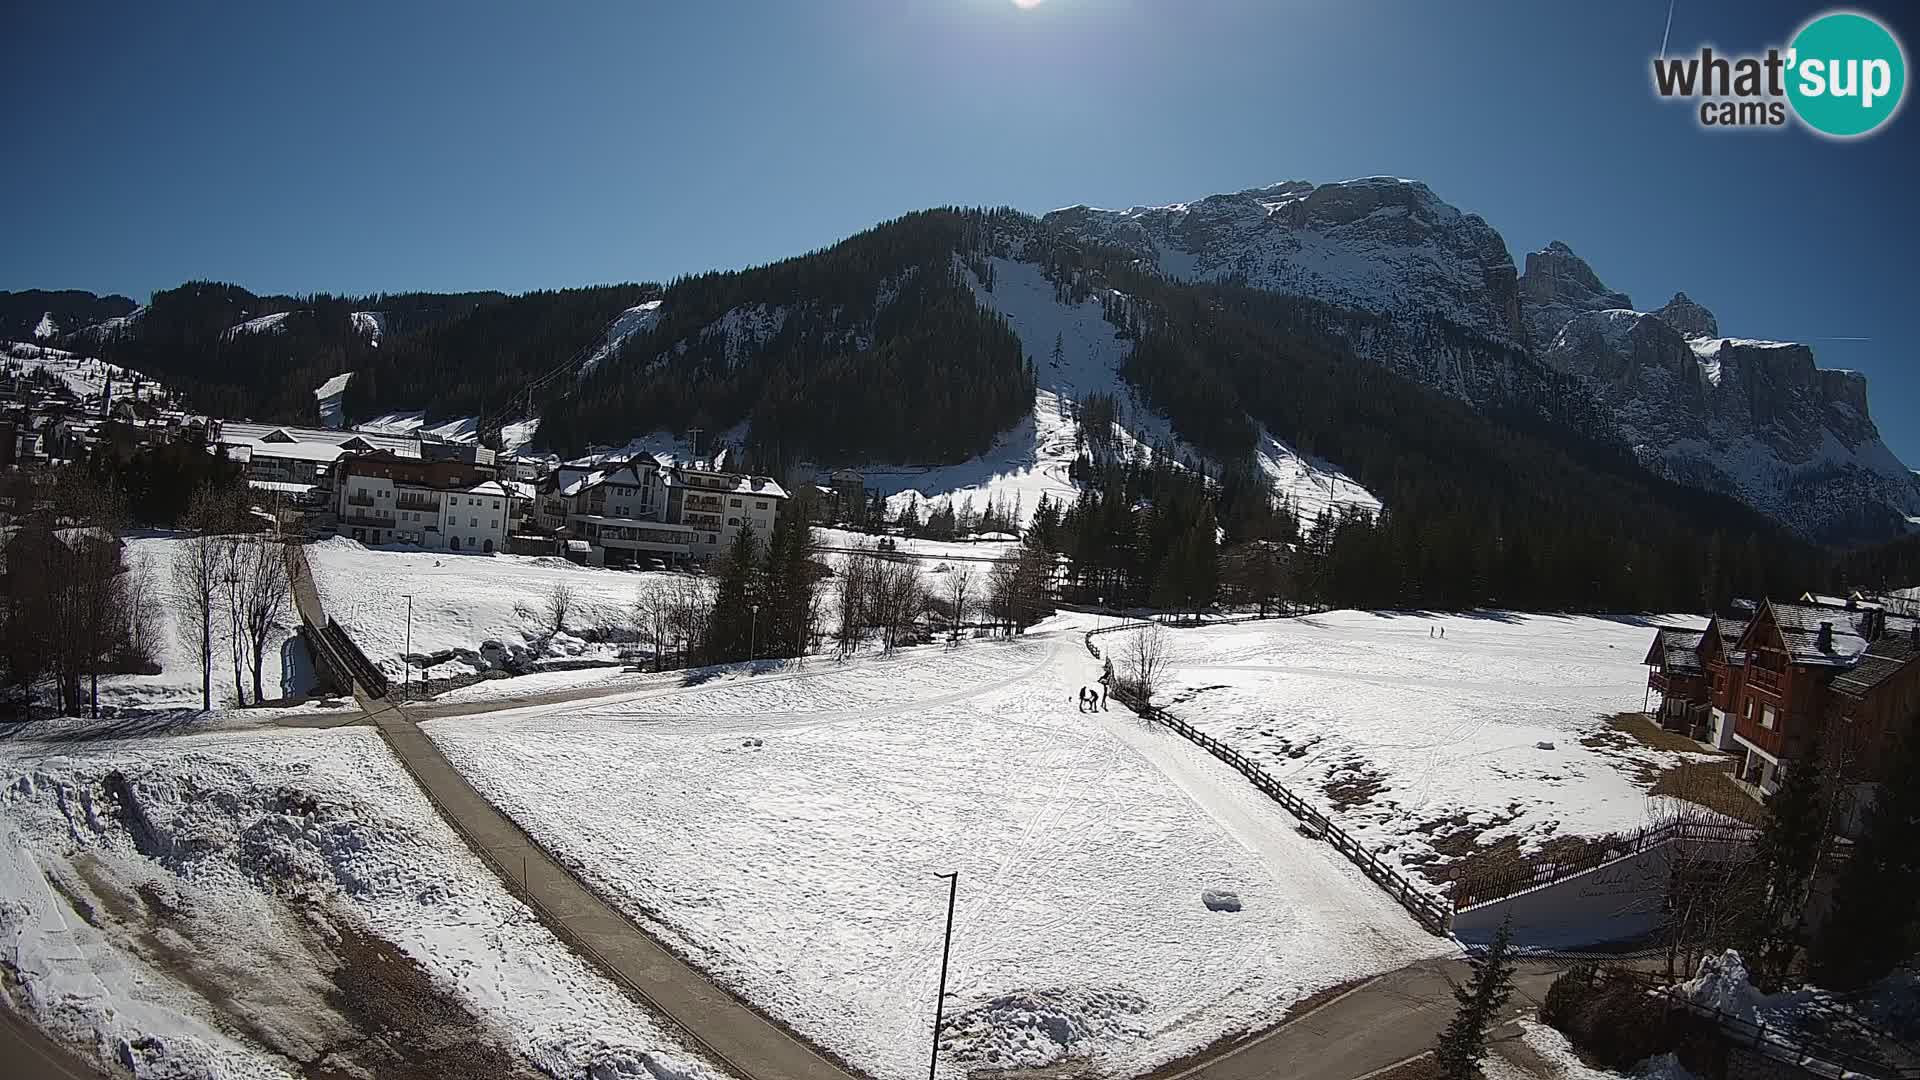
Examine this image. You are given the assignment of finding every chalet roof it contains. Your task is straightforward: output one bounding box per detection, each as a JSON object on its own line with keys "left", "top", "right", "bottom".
{"left": 1648, "top": 628, "right": 1705, "bottom": 675}
{"left": 1762, "top": 601, "right": 1879, "bottom": 667}
{"left": 1707, "top": 610, "right": 1752, "bottom": 665}
{"left": 1831, "top": 635, "right": 1920, "bottom": 698}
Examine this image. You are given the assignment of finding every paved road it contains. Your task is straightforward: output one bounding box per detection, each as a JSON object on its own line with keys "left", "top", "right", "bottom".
{"left": 0, "top": 1006, "right": 111, "bottom": 1080}
{"left": 1167, "top": 957, "right": 1559, "bottom": 1080}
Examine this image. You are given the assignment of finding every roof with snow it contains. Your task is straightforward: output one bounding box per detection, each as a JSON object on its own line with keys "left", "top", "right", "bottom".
{"left": 1831, "top": 634, "right": 1920, "bottom": 698}
{"left": 1644, "top": 628, "right": 1705, "bottom": 675}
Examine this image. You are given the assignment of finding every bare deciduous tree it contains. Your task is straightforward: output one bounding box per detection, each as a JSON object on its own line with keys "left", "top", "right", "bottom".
{"left": 833, "top": 545, "right": 873, "bottom": 658}
{"left": 545, "top": 583, "right": 575, "bottom": 638}
{"left": 1121, "top": 622, "right": 1173, "bottom": 706}
{"left": 945, "top": 566, "right": 975, "bottom": 645}
{"left": 231, "top": 534, "right": 292, "bottom": 704}
{"left": 173, "top": 483, "right": 240, "bottom": 711}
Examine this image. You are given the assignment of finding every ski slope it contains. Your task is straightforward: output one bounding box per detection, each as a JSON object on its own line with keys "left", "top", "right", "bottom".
{"left": 4, "top": 342, "right": 168, "bottom": 405}
{"left": 1148, "top": 610, "right": 1718, "bottom": 888}
{"left": 426, "top": 633, "right": 1447, "bottom": 1079}
{"left": 0, "top": 727, "right": 720, "bottom": 1080}
{"left": 863, "top": 256, "right": 1379, "bottom": 525}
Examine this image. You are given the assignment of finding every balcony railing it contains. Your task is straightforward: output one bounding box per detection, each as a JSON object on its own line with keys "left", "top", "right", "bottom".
{"left": 1748, "top": 666, "right": 1783, "bottom": 695}
{"left": 1735, "top": 715, "right": 1787, "bottom": 757}
{"left": 396, "top": 496, "right": 439, "bottom": 511}
{"left": 346, "top": 494, "right": 375, "bottom": 507}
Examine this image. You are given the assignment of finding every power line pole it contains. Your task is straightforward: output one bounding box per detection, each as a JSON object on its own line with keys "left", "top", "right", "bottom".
{"left": 929, "top": 871, "right": 958, "bottom": 1080}
{"left": 401, "top": 594, "right": 413, "bottom": 702}
{"left": 687, "top": 426, "right": 704, "bottom": 464}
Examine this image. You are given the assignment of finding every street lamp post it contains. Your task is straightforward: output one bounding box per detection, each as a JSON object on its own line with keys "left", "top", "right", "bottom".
{"left": 929, "top": 871, "right": 958, "bottom": 1080}
{"left": 750, "top": 602, "right": 760, "bottom": 662}
{"left": 401, "top": 594, "right": 414, "bottom": 701}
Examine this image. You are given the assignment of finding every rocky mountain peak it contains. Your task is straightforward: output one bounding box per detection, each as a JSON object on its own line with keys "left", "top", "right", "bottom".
{"left": 1042, "top": 176, "right": 1521, "bottom": 343}
{"left": 1517, "top": 241, "right": 1632, "bottom": 348}
{"left": 1653, "top": 292, "right": 1719, "bottom": 339}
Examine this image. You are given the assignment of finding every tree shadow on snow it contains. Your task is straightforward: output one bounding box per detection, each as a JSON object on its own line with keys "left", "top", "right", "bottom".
{"left": 0, "top": 709, "right": 219, "bottom": 744}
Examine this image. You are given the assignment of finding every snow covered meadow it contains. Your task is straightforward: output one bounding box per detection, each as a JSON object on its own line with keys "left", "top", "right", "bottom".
{"left": 307, "top": 538, "right": 679, "bottom": 683}
{"left": 424, "top": 635, "right": 1448, "bottom": 1080}
{"left": 1145, "top": 610, "right": 1718, "bottom": 889}
{"left": 0, "top": 727, "right": 719, "bottom": 1080}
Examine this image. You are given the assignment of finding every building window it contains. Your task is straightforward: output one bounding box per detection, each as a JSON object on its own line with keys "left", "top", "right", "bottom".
{"left": 757, "top": 501, "right": 768, "bottom": 510}
{"left": 729, "top": 498, "right": 742, "bottom": 507}
{"left": 490, "top": 519, "right": 498, "bottom": 529}
{"left": 1761, "top": 705, "right": 1776, "bottom": 730}
{"left": 727, "top": 517, "right": 740, "bottom": 527}
{"left": 492, "top": 499, "right": 500, "bottom": 510}
{"left": 1745, "top": 699, "right": 1754, "bottom": 719}
{"left": 470, "top": 517, "right": 479, "bottom": 527}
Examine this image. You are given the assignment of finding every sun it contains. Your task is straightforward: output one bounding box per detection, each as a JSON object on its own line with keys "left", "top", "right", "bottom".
{"left": 1012, "top": 0, "right": 1045, "bottom": 8}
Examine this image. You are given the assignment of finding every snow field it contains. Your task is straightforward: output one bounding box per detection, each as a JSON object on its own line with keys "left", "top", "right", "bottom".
{"left": 426, "top": 634, "right": 1447, "bottom": 1079}
{"left": 1147, "top": 611, "right": 1717, "bottom": 887}
{"left": 0, "top": 728, "right": 721, "bottom": 1080}
{"left": 306, "top": 538, "right": 684, "bottom": 681}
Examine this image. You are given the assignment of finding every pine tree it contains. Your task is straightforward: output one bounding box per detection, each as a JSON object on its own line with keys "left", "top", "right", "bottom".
{"left": 1811, "top": 734, "right": 1920, "bottom": 989}
{"left": 706, "top": 524, "right": 760, "bottom": 662}
{"left": 1743, "top": 736, "right": 1828, "bottom": 987}
{"left": 1434, "top": 918, "right": 1517, "bottom": 1079}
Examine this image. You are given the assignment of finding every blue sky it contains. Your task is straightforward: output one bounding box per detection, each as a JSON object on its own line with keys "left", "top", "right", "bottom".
{"left": 4, "top": 1, "right": 1916, "bottom": 464}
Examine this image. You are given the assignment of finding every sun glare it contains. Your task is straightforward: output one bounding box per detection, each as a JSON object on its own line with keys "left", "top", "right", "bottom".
{"left": 1012, "top": 0, "right": 1045, "bottom": 9}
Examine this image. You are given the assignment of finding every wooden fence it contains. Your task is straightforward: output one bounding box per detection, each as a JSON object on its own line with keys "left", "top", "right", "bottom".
{"left": 1084, "top": 618, "right": 1452, "bottom": 935}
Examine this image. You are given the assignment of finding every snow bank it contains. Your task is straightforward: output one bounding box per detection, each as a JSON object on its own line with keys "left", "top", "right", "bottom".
{"left": 0, "top": 728, "right": 720, "bottom": 1080}
{"left": 1679, "top": 950, "right": 1772, "bottom": 1023}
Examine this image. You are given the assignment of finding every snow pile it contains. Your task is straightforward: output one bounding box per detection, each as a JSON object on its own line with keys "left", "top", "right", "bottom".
{"left": 941, "top": 987, "right": 1151, "bottom": 1070}
{"left": 426, "top": 636, "right": 1446, "bottom": 1079}
{"left": 1679, "top": 950, "right": 1772, "bottom": 1024}
{"left": 32, "top": 312, "right": 57, "bottom": 339}
{"left": 1481, "top": 1020, "right": 1702, "bottom": 1080}
{"left": 0, "top": 728, "right": 720, "bottom": 1080}
{"left": 1156, "top": 611, "right": 1718, "bottom": 884}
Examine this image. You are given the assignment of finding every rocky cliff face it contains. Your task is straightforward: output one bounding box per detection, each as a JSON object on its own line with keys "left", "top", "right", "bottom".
{"left": 1540, "top": 287, "right": 1918, "bottom": 543}
{"left": 1050, "top": 177, "right": 1917, "bottom": 543}
{"left": 1046, "top": 177, "right": 1522, "bottom": 343}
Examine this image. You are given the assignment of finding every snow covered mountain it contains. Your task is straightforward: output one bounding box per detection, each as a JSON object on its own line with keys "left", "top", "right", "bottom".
{"left": 1049, "top": 178, "right": 1917, "bottom": 543}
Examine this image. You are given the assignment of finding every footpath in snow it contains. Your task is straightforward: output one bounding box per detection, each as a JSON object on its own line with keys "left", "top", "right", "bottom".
{"left": 425, "top": 632, "right": 1448, "bottom": 1080}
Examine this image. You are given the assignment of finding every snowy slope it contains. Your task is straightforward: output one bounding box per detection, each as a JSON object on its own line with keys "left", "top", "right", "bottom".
{"left": 1153, "top": 611, "right": 1716, "bottom": 890}
{"left": 427, "top": 636, "right": 1448, "bottom": 1079}
{"left": 577, "top": 299, "right": 664, "bottom": 377}
{"left": 31, "top": 312, "right": 57, "bottom": 339}
{"left": 220, "top": 311, "right": 292, "bottom": 339}
{"left": 867, "top": 255, "right": 1379, "bottom": 525}
{"left": 4, "top": 341, "right": 168, "bottom": 406}
{"left": 0, "top": 727, "right": 721, "bottom": 1080}
{"left": 349, "top": 310, "right": 383, "bottom": 346}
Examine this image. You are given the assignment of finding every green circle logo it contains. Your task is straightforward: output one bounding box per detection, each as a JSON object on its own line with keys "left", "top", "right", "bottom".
{"left": 1787, "top": 11, "right": 1907, "bottom": 137}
